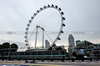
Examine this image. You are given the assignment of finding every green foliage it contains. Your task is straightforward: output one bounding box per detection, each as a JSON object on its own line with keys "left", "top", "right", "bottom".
{"left": 11, "top": 43, "right": 18, "bottom": 52}
{"left": 66, "top": 52, "right": 69, "bottom": 57}
{"left": 0, "top": 44, "right": 2, "bottom": 54}
{"left": 2, "top": 42, "right": 10, "bottom": 49}
{"left": 0, "top": 42, "right": 18, "bottom": 55}
{"left": 52, "top": 44, "right": 56, "bottom": 47}
{"left": 48, "top": 44, "right": 68, "bottom": 57}
{"left": 56, "top": 47, "right": 63, "bottom": 50}
{"left": 2, "top": 42, "right": 10, "bottom": 52}
{"left": 48, "top": 44, "right": 63, "bottom": 51}
{"left": 72, "top": 51, "right": 76, "bottom": 56}
{"left": 0, "top": 44, "right": 2, "bottom": 49}
{"left": 48, "top": 47, "right": 52, "bottom": 50}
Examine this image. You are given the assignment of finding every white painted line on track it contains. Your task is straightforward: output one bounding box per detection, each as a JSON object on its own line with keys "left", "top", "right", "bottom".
{"left": 1, "top": 60, "right": 100, "bottom": 64}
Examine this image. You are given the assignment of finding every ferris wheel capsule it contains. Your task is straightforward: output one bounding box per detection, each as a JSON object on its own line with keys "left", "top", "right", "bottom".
{"left": 27, "top": 24, "right": 30, "bottom": 26}
{"left": 31, "top": 16, "right": 34, "bottom": 19}
{"left": 24, "top": 36, "right": 27, "bottom": 38}
{"left": 37, "top": 10, "right": 39, "bottom": 13}
{"left": 34, "top": 13, "right": 36, "bottom": 16}
{"left": 26, "top": 28, "right": 28, "bottom": 30}
{"left": 29, "top": 20, "right": 32, "bottom": 22}
{"left": 55, "top": 5, "right": 58, "bottom": 8}
{"left": 57, "top": 37, "right": 61, "bottom": 40}
{"left": 48, "top": 5, "right": 50, "bottom": 7}
{"left": 40, "top": 8, "right": 43, "bottom": 10}
{"left": 51, "top": 4, "right": 54, "bottom": 7}
{"left": 62, "top": 17, "right": 65, "bottom": 20}
{"left": 61, "top": 12, "right": 64, "bottom": 15}
{"left": 44, "top": 6, "right": 46, "bottom": 8}
{"left": 61, "top": 31, "right": 64, "bottom": 33}
{"left": 25, "top": 40, "right": 28, "bottom": 42}
{"left": 58, "top": 8, "right": 61, "bottom": 11}
{"left": 26, "top": 44, "right": 28, "bottom": 46}
{"left": 62, "top": 23, "right": 66, "bottom": 27}
{"left": 25, "top": 32, "right": 28, "bottom": 34}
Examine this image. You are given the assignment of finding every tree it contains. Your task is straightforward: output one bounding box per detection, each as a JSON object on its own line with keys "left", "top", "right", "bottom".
{"left": 66, "top": 52, "right": 69, "bottom": 57}
{"left": 0, "top": 44, "right": 2, "bottom": 54}
{"left": 72, "top": 51, "right": 76, "bottom": 56}
{"left": 2, "top": 42, "right": 10, "bottom": 52}
{"left": 2, "top": 42, "right": 10, "bottom": 49}
{"left": 48, "top": 44, "right": 63, "bottom": 51}
{"left": 52, "top": 44, "right": 56, "bottom": 47}
{"left": 48, "top": 44, "right": 57, "bottom": 51}
{"left": 0, "top": 44, "right": 2, "bottom": 49}
{"left": 48, "top": 47, "right": 52, "bottom": 50}
{"left": 11, "top": 43, "right": 18, "bottom": 52}
{"left": 0, "top": 42, "right": 18, "bottom": 56}
{"left": 56, "top": 47, "right": 63, "bottom": 50}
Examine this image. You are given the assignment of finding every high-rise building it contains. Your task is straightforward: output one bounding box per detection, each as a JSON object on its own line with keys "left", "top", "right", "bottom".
{"left": 68, "top": 34, "right": 75, "bottom": 56}
{"left": 45, "top": 40, "right": 50, "bottom": 49}
{"left": 68, "top": 34, "right": 75, "bottom": 48}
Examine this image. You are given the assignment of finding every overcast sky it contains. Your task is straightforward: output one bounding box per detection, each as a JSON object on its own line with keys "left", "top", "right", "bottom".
{"left": 0, "top": 0, "right": 100, "bottom": 48}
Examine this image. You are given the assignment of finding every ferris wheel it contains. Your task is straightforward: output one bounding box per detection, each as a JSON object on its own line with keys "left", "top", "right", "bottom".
{"left": 24, "top": 4, "right": 66, "bottom": 49}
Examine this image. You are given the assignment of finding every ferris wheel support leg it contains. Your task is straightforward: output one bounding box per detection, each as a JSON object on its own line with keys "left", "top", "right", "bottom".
{"left": 35, "top": 26, "right": 38, "bottom": 49}
{"left": 42, "top": 29, "right": 44, "bottom": 49}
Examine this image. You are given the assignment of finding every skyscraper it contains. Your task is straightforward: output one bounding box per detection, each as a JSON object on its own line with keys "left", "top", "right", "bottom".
{"left": 68, "top": 34, "right": 75, "bottom": 48}
{"left": 68, "top": 34, "right": 75, "bottom": 56}
{"left": 45, "top": 40, "right": 50, "bottom": 49}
